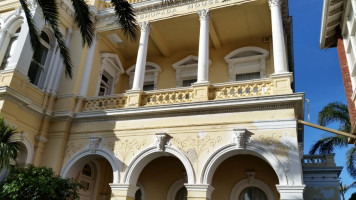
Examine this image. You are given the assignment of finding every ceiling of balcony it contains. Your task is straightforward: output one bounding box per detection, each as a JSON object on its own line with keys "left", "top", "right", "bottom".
{"left": 99, "top": 0, "right": 272, "bottom": 68}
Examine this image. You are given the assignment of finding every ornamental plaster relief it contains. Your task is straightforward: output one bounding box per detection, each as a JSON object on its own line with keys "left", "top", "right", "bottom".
{"left": 171, "top": 133, "right": 222, "bottom": 171}
{"left": 64, "top": 142, "right": 85, "bottom": 161}
{"left": 105, "top": 137, "right": 148, "bottom": 164}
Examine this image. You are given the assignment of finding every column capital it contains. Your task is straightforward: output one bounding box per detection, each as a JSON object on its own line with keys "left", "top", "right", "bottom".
{"left": 110, "top": 184, "right": 139, "bottom": 198}
{"left": 139, "top": 21, "right": 151, "bottom": 32}
{"left": 268, "top": 0, "right": 282, "bottom": 8}
{"left": 198, "top": 9, "right": 210, "bottom": 21}
{"left": 276, "top": 185, "right": 305, "bottom": 200}
{"left": 185, "top": 184, "right": 215, "bottom": 199}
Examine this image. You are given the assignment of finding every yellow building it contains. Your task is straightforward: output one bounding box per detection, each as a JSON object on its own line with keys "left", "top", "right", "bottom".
{"left": 0, "top": 0, "right": 342, "bottom": 199}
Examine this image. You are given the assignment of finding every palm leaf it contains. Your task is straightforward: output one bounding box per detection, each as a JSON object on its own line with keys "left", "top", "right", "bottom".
{"left": 317, "top": 102, "right": 351, "bottom": 132}
{"left": 0, "top": 117, "right": 21, "bottom": 170}
{"left": 309, "top": 135, "right": 348, "bottom": 154}
{"left": 18, "top": 0, "right": 40, "bottom": 55}
{"left": 111, "top": 0, "right": 138, "bottom": 41}
{"left": 71, "top": 0, "right": 94, "bottom": 46}
{"left": 37, "top": 0, "right": 73, "bottom": 78}
{"left": 346, "top": 148, "right": 356, "bottom": 179}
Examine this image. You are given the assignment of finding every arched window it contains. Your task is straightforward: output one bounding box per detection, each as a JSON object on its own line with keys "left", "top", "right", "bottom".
{"left": 78, "top": 163, "right": 96, "bottom": 199}
{"left": 225, "top": 47, "right": 269, "bottom": 82}
{"left": 239, "top": 187, "right": 267, "bottom": 200}
{"left": 0, "top": 27, "right": 21, "bottom": 70}
{"left": 27, "top": 31, "right": 52, "bottom": 86}
{"left": 127, "top": 62, "right": 161, "bottom": 91}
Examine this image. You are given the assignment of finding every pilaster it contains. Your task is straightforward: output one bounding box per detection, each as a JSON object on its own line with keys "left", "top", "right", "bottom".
{"left": 270, "top": 72, "right": 293, "bottom": 94}
{"left": 192, "top": 82, "right": 210, "bottom": 101}
{"left": 185, "top": 184, "right": 214, "bottom": 200}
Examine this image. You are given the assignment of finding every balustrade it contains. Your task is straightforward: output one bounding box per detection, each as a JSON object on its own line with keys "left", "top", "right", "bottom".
{"left": 142, "top": 88, "right": 194, "bottom": 106}
{"left": 83, "top": 94, "right": 127, "bottom": 111}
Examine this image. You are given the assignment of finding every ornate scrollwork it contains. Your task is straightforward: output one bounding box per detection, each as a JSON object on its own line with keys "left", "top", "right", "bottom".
{"left": 198, "top": 9, "right": 210, "bottom": 21}
{"left": 139, "top": 21, "right": 151, "bottom": 32}
{"left": 106, "top": 139, "right": 147, "bottom": 162}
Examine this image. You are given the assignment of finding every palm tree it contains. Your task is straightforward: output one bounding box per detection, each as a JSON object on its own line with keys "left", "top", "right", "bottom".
{"left": 309, "top": 102, "right": 356, "bottom": 179}
{"left": 339, "top": 180, "right": 356, "bottom": 200}
{"left": 19, "top": 0, "right": 138, "bottom": 78}
{"left": 0, "top": 117, "right": 21, "bottom": 171}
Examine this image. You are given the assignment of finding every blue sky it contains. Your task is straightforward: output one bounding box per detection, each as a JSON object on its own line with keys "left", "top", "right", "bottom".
{"left": 289, "top": 0, "right": 355, "bottom": 198}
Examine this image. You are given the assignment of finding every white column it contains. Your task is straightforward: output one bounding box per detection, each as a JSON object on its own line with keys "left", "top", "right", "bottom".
{"left": 276, "top": 185, "right": 305, "bottom": 200}
{"left": 197, "top": 9, "right": 210, "bottom": 83}
{"left": 79, "top": 34, "right": 98, "bottom": 97}
{"left": 269, "top": 0, "right": 288, "bottom": 74}
{"left": 131, "top": 21, "right": 150, "bottom": 91}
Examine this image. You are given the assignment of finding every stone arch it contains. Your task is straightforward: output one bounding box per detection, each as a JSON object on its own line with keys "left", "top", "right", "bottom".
{"left": 123, "top": 145, "right": 195, "bottom": 185}
{"left": 167, "top": 178, "right": 185, "bottom": 200}
{"left": 12, "top": 132, "right": 34, "bottom": 165}
{"left": 200, "top": 143, "right": 288, "bottom": 185}
{"left": 60, "top": 147, "right": 122, "bottom": 184}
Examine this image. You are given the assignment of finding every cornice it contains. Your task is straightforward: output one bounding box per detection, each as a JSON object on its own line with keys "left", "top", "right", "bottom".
{"left": 73, "top": 93, "right": 305, "bottom": 123}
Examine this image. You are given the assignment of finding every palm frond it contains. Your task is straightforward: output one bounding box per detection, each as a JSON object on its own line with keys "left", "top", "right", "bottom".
{"left": 37, "top": 0, "right": 73, "bottom": 78}
{"left": 346, "top": 147, "right": 356, "bottom": 179}
{"left": 317, "top": 102, "right": 351, "bottom": 132}
{"left": 308, "top": 135, "right": 348, "bottom": 154}
{"left": 19, "top": 0, "right": 40, "bottom": 53}
{"left": 0, "top": 117, "right": 20, "bottom": 170}
{"left": 111, "top": 0, "right": 138, "bottom": 41}
{"left": 71, "top": 0, "right": 94, "bottom": 47}
{"left": 345, "top": 181, "right": 356, "bottom": 191}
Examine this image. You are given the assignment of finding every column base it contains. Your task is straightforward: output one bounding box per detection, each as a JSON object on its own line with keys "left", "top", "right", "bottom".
{"left": 192, "top": 82, "right": 210, "bottom": 102}
{"left": 125, "top": 90, "right": 142, "bottom": 108}
{"left": 270, "top": 72, "right": 293, "bottom": 94}
{"left": 276, "top": 185, "right": 305, "bottom": 200}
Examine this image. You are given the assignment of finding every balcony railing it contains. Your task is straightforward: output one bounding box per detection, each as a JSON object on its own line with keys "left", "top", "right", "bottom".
{"left": 302, "top": 154, "right": 336, "bottom": 167}
{"left": 83, "top": 94, "right": 127, "bottom": 111}
{"left": 142, "top": 87, "right": 194, "bottom": 106}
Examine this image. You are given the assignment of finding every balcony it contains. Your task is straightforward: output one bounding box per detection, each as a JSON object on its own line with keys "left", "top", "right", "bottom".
{"left": 302, "top": 154, "right": 337, "bottom": 168}
{"left": 81, "top": 78, "right": 276, "bottom": 112}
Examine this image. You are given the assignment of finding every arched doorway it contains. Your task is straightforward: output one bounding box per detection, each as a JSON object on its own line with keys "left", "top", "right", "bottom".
{"left": 61, "top": 154, "right": 116, "bottom": 200}
{"left": 134, "top": 156, "right": 188, "bottom": 200}
{"left": 211, "top": 155, "right": 278, "bottom": 200}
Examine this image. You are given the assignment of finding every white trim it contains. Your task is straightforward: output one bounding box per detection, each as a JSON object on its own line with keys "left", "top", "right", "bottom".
{"left": 12, "top": 132, "right": 34, "bottom": 164}
{"left": 200, "top": 143, "right": 288, "bottom": 185}
{"left": 95, "top": 53, "right": 125, "bottom": 96}
{"left": 60, "top": 146, "right": 122, "bottom": 184}
{"left": 136, "top": 181, "right": 146, "bottom": 200}
{"left": 123, "top": 145, "right": 195, "bottom": 185}
{"left": 230, "top": 175, "right": 275, "bottom": 200}
{"left": 127, "top": 62, "right": 161, "bottom": 90}
{"left": 167, "top": 178, "right": 185, "bottom": 200}
{"left": 224, "top": 47, "right": 268, "bottom": 82}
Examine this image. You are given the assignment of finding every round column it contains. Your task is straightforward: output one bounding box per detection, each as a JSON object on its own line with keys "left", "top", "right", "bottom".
{"left": 132, "top": 21, "right": 150, "bottom": 91}
{"left": 197, "top": 9, "right": 210, "bottom": 83}
{"left": 269, "top": 0, "right": 288, "bottom": 74}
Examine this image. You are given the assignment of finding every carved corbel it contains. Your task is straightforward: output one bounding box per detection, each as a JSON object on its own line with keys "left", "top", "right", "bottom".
{"left": 232, "top": 129, "right": 253, "bottom": 148}
{"left": 155, "top": 132, "right": 170, "bottom": 151}
{"left": 89, "top": 137, "right": 103, "bottom": 153}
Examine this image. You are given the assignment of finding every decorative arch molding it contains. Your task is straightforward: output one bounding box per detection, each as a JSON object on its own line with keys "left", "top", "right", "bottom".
{"left": 60, "top": 144, "right": 122, "bottom": 184}
{"left": 127, "top": 62, "right": 161, "bottom": 90}
{"left": 12, "top": 132, "right": 34, "bottom": 164}
{"left": 224, "top": 46, "right": 269, "bottom": 82}
{"left": 123, "top": 145, "right": 195, "bottom": 185}
{"left": 200, "top": 143, "right": 288, "bottom": 185}
{"left": 136, "top": 181, "right": 146, "bottom": 200}
{"left": 230, "top": 172, "right": 275, "bottom": 200}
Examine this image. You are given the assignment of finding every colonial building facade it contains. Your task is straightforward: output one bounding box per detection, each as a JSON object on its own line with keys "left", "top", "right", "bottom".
{"left": 0, "top": 0, "right": 341, "bottom": 199}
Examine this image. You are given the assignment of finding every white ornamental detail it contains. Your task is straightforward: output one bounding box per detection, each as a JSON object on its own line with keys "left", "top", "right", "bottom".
{"left": 155, "top": 132, "right": 169, "bottom": 151}
{"left": 89, "top": 137, "right": 103, "bottom": 153}
{"left": 232, "top": 129, "right": 253, "bottom": 149}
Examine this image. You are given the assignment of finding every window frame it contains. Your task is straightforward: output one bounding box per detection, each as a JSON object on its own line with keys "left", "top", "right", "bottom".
{"left": 224, "top": 47, "right": 269, "bottom": 82}
{"left": 126, "top": 62, "right": 161, "bottom": 91}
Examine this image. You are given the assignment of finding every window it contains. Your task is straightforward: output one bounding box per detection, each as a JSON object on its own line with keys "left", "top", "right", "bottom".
{"left": 27, "top": 31, "right": 51, "bottom": 86}
{"left": 96, "top": 53, "right": 125, "bottom": 96}
{"left": 239, "top": 187, "right": 267, "bottom": 200}
{"left": 1, "top": 27, "right": 21, "bottom": 70}
{"left": 127, "top": 62, "right": 161, "bottom": 91}
{"left": 225, "top": 47, "right": 269, "bottom": 82}
{"left": 172, "top": 55, "right": 211, "bottom": 87}
{"left": 78, "top": 163, "right": 95, "bottom": 198}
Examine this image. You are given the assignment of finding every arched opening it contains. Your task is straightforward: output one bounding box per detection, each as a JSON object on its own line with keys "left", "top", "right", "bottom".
{"left": 135, "top": 156, "right": 188, "bottom": 200}
{"left": 62, "top": 155, "right": 114, "bottom": 200}
{"left": 211, "top": 155, "right": 278, "bottom": 200}
{"left": 0, "top": 26, "right": 21, "bottom": 70}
